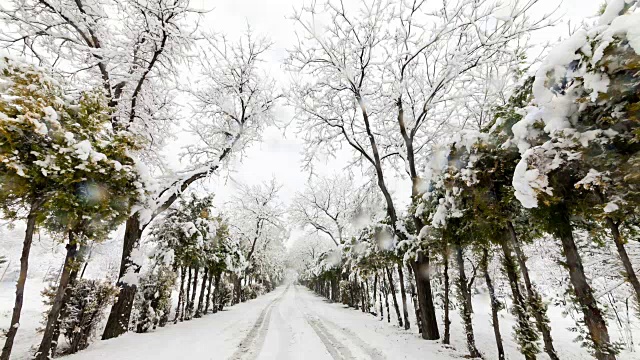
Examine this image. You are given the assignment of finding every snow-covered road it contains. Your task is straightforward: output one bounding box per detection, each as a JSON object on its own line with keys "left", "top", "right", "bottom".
{"left": 64, "top": 284, "right": 459, "bottom": 360}
{"left": 230, "top": 284, "right": 386, "bottom": 360}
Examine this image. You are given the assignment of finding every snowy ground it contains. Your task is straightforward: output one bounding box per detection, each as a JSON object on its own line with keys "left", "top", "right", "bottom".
{"left": 3, "top": 222, "right": 639, "bottom": 359}
{"left": 61, "top": 284, "right": 461, "bottom": 360}
{"left": 3, "top": 278, "right": 640, "bottom": 359}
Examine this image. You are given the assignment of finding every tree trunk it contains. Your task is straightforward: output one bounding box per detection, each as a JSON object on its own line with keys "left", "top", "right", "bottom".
{"left": 411, "top": 252, "right": 440, "bottom": 340}
{"left": 606, "top": 217, "right": 640, "bottom": 308}
{"left": 553, "top": 203, "right": 615, "bottom": 360}
{"left": 376, "top": 272, "right": 383, "bottom": 320}
{"left": 187, "top": 266, "right": 199, "bottom": 319}
{"left": 397, "top": 263, "right": 410, "bottom": 330}
{"left": 360, "top": 281, "right": 366, "bottom": 312}
{"left": 385, "top": 266, "right": 403, "bottom": 327}
{"left": 383, "top": 275, "right": 390, "bottom": 323}
{"left": 184, "top": 267, "right": 192, "bottom": 320}
{"left": 174, "top": 266, "right": 185, "bottom": 323}
{"left": 372, "top": 273, "right": 378, "bottom": 316}
{"left": 196, "top": 268, "right": 208, "bottom": 318}
{"left": 214, "top": 272, "right": 221, "bottom": 313}
{"left": 500, "top": 235, "right": 539, "bottom": 360}
{"left": 407, "top": 265, "right": 422, "bottom": 333}
{"left": 365, "top": 278, "right": 370, "bottom": 313}
{"left": 443, "top": 245, "right": 451, "bottom": 345}
{"left": 205, "top": 268, "right": 213, "bottom": 315}
{"left": 349, "top": 280, "right": 357, "bottom": 309}
{"left": 398, "top": 98, "right": 440, "bottom": 339}
{"left": 35, "top": 236, "right": 79, "bottom": 360}
{"left": 103, "top": 214, "right": 143, "bottom": 340}
{"left": 233, "top": 274, "right": 241, "bottom": 305}
{"left": 482, "top": 249, "right": 505, "bottom": 360}
{"left": 455, "top": 246, "right": 482, "bottom": 358}
{"left": 330, "top": 277, "right": 338, "bottom": 302}
{"left": 508, "top": 221, "right": 558, "bottom": 360}
{"left": 1, "top": 198, "right": 43, "bottom": 360}
{"left": 50, "top": 245, "right": 86, "bottom": 356}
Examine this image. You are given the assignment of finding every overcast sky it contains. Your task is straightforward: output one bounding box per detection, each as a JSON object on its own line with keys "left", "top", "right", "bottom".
{"left": 171, "top": 0, "right": 603, "bottom": 243}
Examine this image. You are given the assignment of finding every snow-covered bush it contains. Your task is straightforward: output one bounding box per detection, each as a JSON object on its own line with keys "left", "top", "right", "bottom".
{"left": 243, "top": 282, "right": 266, "bottom": 300}
{"left": 39, "top": 278, "right": 117, "bottom": 355}
{"left": 132, "top": 265, "right": 176, "bottom": 333}
{"left": 214, "top": 282, "right": 234, "bottom": 311}
{"left": 60, "top": 279, "right": 118, "bottom": 354}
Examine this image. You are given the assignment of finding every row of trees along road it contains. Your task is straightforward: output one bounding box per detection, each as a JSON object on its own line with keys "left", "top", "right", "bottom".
{"left": 0, "top": 51, "right": 286, "bottom": 358}
{"left": 291, "top": 1, "right": 640, "bottom": 360}
{"left": 0, "top": 0, "right": 283, "bottom": 358}
{"left": 0, "top": 0, "right": 639, "bottom": 360}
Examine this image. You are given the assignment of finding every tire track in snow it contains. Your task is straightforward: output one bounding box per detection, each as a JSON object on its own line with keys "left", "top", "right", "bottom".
{"left": 230, "top": 285, "right": 289, "bottom": 360}
{"left": 293, "top": 285, "right": 354, "bottom": 360}
{"left": 295, "top": 285, "right": 387, "bottom": 360}
{"left": 304, "top": 312, "right": 354, "bottom": 360}
{"left": 317, "top": 314, "right": 386, "bottom": 360}
{"left": 271, "top": 296, "right": 296, "bottom": 360}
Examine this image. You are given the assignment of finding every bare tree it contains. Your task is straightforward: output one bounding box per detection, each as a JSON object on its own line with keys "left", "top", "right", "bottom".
{"left": 0, "top": 0, "right": 199, "bottom": 353}
{"left": 286, "top": 0, "right": 553, "bottom": 340}
{"left": 227, "top": 178, "right": 286, "bottom": 302}
{"left": 290, "top": 174, "right": 371, "bottom": 246}
{"left": 102, "top": 29, "right": 280, "bottom": 339}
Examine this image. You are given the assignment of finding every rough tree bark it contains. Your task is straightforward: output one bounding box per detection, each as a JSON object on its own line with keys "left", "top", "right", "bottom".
{"left": 482, "top": 249, "right": 505, "bottom": 360}
{"left": 349, "top": 280, "right": 357, "bottom": 309}
{"left": 195, "top": 268, "right": 208, "bottom": 318}
{"left": 184, "top": 267, "right": 192, "bottom": 320}
{"left": 233, "top": 274, "right": 241, "bottom": 305}
{"left": 595, "top": 190, "right": 640, "bottom": 307}
{"left": 372, "top": 273, "right": 378, "bottom": 316}
{"left": 187, "top": 266, "right": 199, "bottom": 319}
{"left": 407, "top": 265, "right": 422, "bottom": 333}
{"left": 1, "top": 198, "right": 44, "bottom": 360}
{"left": 385, "top": 266, "right": 403, "bottom": 328}
{"left": 35, "top": 236, "right": 79, "bottom": 360}
{"left": 398, "top": 97, "right": 440, "bottom": 340}
{"left": 508, "top": 221, "right": 559, "bottom": 360}
{"left": 360, "top": 281, "right": 366, "bottom": 313}
{"left": 214, "top": 272, "right": 221, "bottom": 313}
{"left": 553, "top": 203, "right": 615, "bottom": 360}
{"left": 397, "top": 263, "right": 410, "bottom": 330}
{"left": 330, "top": 277, "right": 338, "bottom": 302}
{"left": 204, "top": 268, "right": 214, "bottom": 314}
{"left": 455, "top": 246, "right": 482, "bottom": 359}
{"left": 103, "top": 214, "right": 143, "bottom": 339}
{"left": 365, "top": 278, "right": 371, "bottom": 313}
{"left": 606, "top": 217, "right": 640, "bottom": 307}
{"left": 500, "top": 235, "right": 538, "bottom": 360}
{"left": 383, "top": 276, "right": 391, "bottom": 323}
{"left": 411, "top": 254, "right": 440, "bottom": 340}
{"left": 174, "top": 266, "right": 186, "bottom": 324}
{"left": 411, "top": 253, "right": 441, "bottom": 340}
{"left": 443, "top": 244, "right": 451, "bottom": 345}
{"left": 50, "top": 245, "right": 86, "bottom": 356}
{"left": 378, "top": 272, "right": 384, "bottom": 320}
